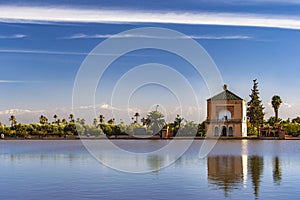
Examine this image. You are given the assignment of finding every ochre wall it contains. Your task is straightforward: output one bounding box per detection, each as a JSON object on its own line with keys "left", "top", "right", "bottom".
{"left": 206, "top": 99, "right": 247, "bottom": 137}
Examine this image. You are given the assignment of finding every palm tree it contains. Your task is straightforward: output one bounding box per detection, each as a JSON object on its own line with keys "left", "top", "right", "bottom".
{"left": 39, "top": 115, "right": 48, "bottom": 125}
{"left": 107, "top": 118, "right": 115, "bottom": 125}
{"left": 99, "top": 115, "right": 105, "bottom": 123}
{"left": 271, "top": 95, "right": 282, "bottom": 122}
{"left": 146, "top": 110, "right": 166, "bottom": 136}
{"left": 174, "top": 114, "right": 184, "bottom": 129}
{"left": 93, "top": 118, "right": 98, "bottom": 126}
{"left": 62, "top": 118, "right": 67, "bottom": 124}
{"left": 134, "top": 112, "right": 140, "bottom": 123}
{"left": 80, "top": 118, "right": 85, "bottom": 125}
{"left": 141, "top": 117, "right": 150, "bottom": 126}
{"left": 9, "top": 115, "right": 17, "bottom": 127}
{"left": 69, "top": 114, "right": 74, "bottom": 123}
{"left": 53, "top": 114, "right": 58, "bottom": 123}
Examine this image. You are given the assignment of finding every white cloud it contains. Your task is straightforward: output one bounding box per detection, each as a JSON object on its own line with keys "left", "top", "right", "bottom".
{"left": 78, "top": 103, "right": 141, "bottom": 114}
{"left": 0, "top": 79, "right": 44, "bottom": 83}
{"left": 284, "top": 102, "right": 293, "bottom": 108}
{"left": 0, "top": 49, "right": 87, "bottom": 55}
{"left": 0, "top": 48, "right": 145, "bottom": 56}
{"left": 1, "top": 6, "right": 300, "bottom": 30}
{"left": 224, "top": 0, "right": 300, "bottom": 5}
{"left": 0, "top": 34, "right": 26, "bottom": 39}
{"left": 267, "top": 102, "right": 293, "bottom": 108}
{"left": 0, "top": 108, "right": 44, "bottom": 115}
{"left": 189, "top": 35, "right": 252, "bottom": 40}
{"left": 78, "top": 105, "right": 94, "bottom": 110}
{"left": 0, "top": 80, "right": 23, "bottom": 83}
{"left": 78, "top": 103, "right": 123, "bottom": 111}
{"left": 67, "top": 33, "right": 252, "bottom": 40}
{"left": 100, "top": 103, "right": 111, "bottom": 109}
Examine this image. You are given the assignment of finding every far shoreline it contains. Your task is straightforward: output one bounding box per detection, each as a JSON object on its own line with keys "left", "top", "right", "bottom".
{"left": 1, "top": 135, "right": 300, "bottom": 140}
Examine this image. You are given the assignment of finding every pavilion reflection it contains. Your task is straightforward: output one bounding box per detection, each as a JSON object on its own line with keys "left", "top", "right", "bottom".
{"left": 207, "top": 155, "right": 244, "bottom": 197}
{"left": 207, "top": 155, "right": 265, "bottom": 198}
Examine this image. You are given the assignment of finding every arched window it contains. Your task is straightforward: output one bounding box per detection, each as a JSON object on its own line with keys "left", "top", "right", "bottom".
{"left": 218, "top": 110, "right": 232, "bottom": 120}
{"left": 214, "top": 127, "right": 219, "bottom": 136}
{"left": 229, "top": 127, "right": 233, "bottom": 136}
{"left": 221, "top": 126, "right": 227, "bottom": 136}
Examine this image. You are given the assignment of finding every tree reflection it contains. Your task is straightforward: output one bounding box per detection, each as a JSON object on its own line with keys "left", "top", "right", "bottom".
{"left": 248, "top": 156, "right": 264, "bottom": 198}
{"left": 207, "top": 156, "right": 243, "bottom": 197}
{"left": 273, "top": 156, "right": 282, "bottom": 185}
{"left": 147, "top": 154, "right": 165, "bottom": 171}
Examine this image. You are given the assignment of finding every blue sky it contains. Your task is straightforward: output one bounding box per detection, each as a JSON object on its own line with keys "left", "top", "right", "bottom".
{"left": 1, "top": 0, "right": 300, "bottom": 124}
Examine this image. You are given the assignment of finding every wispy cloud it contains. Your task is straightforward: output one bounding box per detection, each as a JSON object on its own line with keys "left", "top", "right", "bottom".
{"left": 0, "top": 48, "right": 149, "bottom": 56}
{"left": 1, "top": 6, "right": 300, "bottom": 30}
{"left": 0, "top": 80, "right": 34, "bottom": 83}
{"left": 267, "top": 102, "right": 293, "bottom": 108}
{"left": 79, "top": 103, "right": 139, "bottom": 113}
{"left": 0, "top": 34, "right": 26, "bottom": 39}
{"left": 223, "top": 0, "right": 300, "bottom": 5}
{"left": 67, "top": 33, "right": 252, "bottom": 40}
{"left": 284, "top": 102, "right": 293, "bottom": 108}
{"left": 189, "top": 35, "right": 252, "bottom": 40}
{"left": 0, "top": 80, "right": 45, "bottom": 84}
{"left": 0, "top": 108, "right": 44, "bottom": 115}
{"left": 0, "top": 49, "right": 87, "bottom": 55}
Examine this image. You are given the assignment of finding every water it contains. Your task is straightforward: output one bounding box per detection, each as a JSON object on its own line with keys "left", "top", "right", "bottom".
{"left": 1, "top": 140, "right": 300, "bottom": 199}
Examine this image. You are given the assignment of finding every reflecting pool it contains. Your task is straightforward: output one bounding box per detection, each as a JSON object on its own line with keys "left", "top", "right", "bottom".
{"left": 1, "top": 140, "right": 299, "bottom": 199}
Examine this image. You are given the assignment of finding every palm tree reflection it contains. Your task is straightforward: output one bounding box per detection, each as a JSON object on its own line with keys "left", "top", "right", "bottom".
{"left": 273, "top": 156, "right": 282, "bottom": 185}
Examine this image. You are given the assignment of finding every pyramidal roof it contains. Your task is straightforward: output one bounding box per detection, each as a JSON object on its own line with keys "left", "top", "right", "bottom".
{"left": 208, "top": 86, "right": 243, "bottom": 101}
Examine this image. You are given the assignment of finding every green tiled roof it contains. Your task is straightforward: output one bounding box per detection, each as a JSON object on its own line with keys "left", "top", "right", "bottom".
{"left": 208, "top": 90, "right": 243, "bottom": 101}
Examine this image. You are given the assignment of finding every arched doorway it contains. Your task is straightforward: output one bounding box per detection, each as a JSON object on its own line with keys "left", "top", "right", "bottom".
{"left": 214, "top": 127, "right": 219, "bottom": 136}
{"left": 221, "top": 126, "right": 227, "bottom": 136}
{"left": 228, "top": 127, "right": 233, "bottom": 136}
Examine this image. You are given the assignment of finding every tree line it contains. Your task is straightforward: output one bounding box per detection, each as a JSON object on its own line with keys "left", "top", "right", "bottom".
{"left": 0, "top": 111, "right": 205, "bottom": 138}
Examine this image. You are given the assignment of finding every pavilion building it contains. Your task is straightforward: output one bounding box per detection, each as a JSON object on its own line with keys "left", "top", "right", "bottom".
{"left": 205, "top": 85, "right": 247, "bottom": 137}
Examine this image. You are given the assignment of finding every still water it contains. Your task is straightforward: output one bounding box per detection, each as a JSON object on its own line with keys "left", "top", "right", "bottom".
{"left": 1, "top": 140, "right": 299, "bottom": 200}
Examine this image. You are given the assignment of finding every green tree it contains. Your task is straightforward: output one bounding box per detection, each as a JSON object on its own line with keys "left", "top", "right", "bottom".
{"left": 80, "top": 118, "right": 85, "bottom": 125}
{"left": 9, "top": 115, "right": 17, "bottom": 127}
{"left": 271, "top": 95, "right": 282, "bottom": 122}
{"left": 146, "top": 110, "right": 166, "bottom": 136}
{"left": 62, "top": 119, "right": 67, "bottom": 124}
{"left": 266, "top": 116, "right": 282, "bottom": 127}
{"left": 292, "top": 117, "right": 300, "bottom": 124}
{"left": 174, "top": 114, "right": 184, "bottom": 129}
{"left": 99, "top": 114, "right": 105, "bottom": 123}
{"left": 198, "top": 121, "right": 206, "bottom": 136}
{"left": 39, "top": 115, "right": 48, "bottom": 125}
{"left": 107, "top": 118, "right": 115, "bottom": 125}
{"left": 179, "top": 120, "right": 197, "bottom": 136}
{"left": 99, "top": 123, "right": 113, "bottom": 136}
{"left": 69, "top": 114, "right": 74, "bottom": 123}
{"left": 134, "top": 112, "right": 140, "bottom": 123}
{"left": 141, "top": 117, "right": 150, "bottom": 126}
{"left": 247, "top": 79, "right": 264, "bottom": 128}
{"left": 53, "top": 114, "right": 58, "bottom": 123}
{"left": 93, "top": 118, "right": 98, "bottom": 126}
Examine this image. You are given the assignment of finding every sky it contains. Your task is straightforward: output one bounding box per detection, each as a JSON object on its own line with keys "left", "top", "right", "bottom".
{"left": 0, "top": 0, "right": 300, "bottom": 124}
